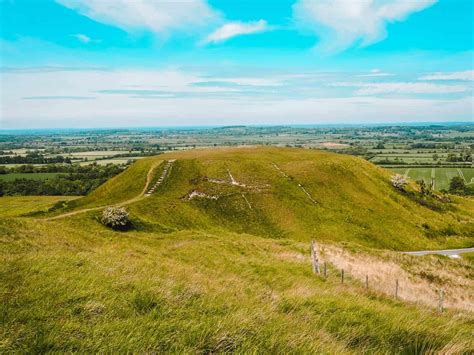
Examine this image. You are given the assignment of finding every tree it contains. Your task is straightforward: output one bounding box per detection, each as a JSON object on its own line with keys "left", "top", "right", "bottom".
{"left": 432, "top": 153, "right": 438, "bottom": 161}
{"left": 416, "top": 179, "right": 429, "bottom": 195}
{"left": 449, "top": 176, "right": 465, "bottom": 192}
{"left": 391, "top": 174, "right": 408, "bottom": 191}
{"left": 446, "top": 153, "right": 458, "bottom": 162}
{"left": 101, "top": 207, "right": 130, "bottom": 230}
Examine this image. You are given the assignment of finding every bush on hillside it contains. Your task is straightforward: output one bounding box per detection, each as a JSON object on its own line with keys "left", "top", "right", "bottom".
{"left": 391, "top": 174, "right": 407, "bottom": 191}
{"left": 101, "top": 207, "right": 130, "bottom": 230}
{"left": 448, "top": 176, "right": 474, "bottom": 196}
{"left": 416, "top": 179, "right": 432, "bottom": 196}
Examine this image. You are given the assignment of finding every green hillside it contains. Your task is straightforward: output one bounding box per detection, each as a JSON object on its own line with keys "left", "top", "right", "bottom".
{"left": 58, "top": 147, "right": 473, "bottom": 250}
{"left": 1, "top": 147, "right": 473, "bottom": 352}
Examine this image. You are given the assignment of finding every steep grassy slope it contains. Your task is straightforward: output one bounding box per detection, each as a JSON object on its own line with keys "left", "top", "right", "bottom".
{"left": 63, "top": 157, "right": 163, "bottom": 210}
{"left": 1, "top": 216, "right": 472, "bottom": 353}
{"left": 61, "top": 147, "right": 473, "bottom": 250}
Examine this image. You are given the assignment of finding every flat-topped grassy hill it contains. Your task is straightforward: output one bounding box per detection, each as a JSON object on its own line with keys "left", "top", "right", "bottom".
{"left": 54, "top": 147, "right": 473, "bottom": 250}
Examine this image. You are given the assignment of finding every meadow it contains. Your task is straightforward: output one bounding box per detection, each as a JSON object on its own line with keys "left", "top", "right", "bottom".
{"left": 389, "top": 167, "right": 474, "bottom": 191}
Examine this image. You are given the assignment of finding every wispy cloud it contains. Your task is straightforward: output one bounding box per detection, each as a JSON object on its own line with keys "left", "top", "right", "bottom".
{"left": 293, "top": 0, "right": 438, "bottom": 52}
{"left": 72, "top": 33, "right": 92, "bottom": 43}
{"left": 56, "top": 0, "right": 220, "bottom": 35}
{"left": 203, "top": 20, "right": 269, "bottom": 44}
{"left": 333, "top": 82, "right": 470, "bottom": 95}
{"left": 23, "top": 96, "right": 96, "bottom": 100}
{"left": 3, "top": 67, "right": 472, "bottom": 128}
{"left": 419, "top": 70, "right": 474, "bottom": 81}
{"left": 357, "top": 69, "right": 393, "bottom": 77}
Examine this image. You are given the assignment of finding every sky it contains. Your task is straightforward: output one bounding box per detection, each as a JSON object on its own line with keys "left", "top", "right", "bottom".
{"left": 0, "top": 0, "right": 473, "bottom": 129}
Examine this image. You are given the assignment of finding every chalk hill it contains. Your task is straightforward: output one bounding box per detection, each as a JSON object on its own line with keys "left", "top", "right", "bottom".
{"left": 61, "top": 147, "right": 473, "bottom": 250}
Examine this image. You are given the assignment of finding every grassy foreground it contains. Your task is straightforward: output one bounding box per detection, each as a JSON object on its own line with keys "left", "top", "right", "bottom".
{"left": 1, "top": 216, "right": 473, "bottom": 353}
{"left": 1, "top": 147, "right": 473, "bottom": 352}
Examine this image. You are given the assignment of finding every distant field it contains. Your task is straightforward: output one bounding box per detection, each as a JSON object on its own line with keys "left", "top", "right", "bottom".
{"left": 0, "top": 172, "right": 65, "bottom": 181}
{"left": 78, "top": 157, "right": 144, "bottom": 166}
{"left": 460, "top": 168, "right": 474, "bottom": 184}
{"left": 388, "top": 167, "right": 474, "bottom": 190}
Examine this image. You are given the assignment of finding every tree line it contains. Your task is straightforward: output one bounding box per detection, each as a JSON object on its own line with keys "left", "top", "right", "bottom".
{"left": 0, "top": 164, "right": 125, "bottom": 196}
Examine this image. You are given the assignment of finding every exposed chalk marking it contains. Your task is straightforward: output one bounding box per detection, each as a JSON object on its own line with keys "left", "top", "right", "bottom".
{"left": 272, "top": 162, "right": 289, "bottom": 178}
{"left": 299, "top": 185, "right": 318, "bottom": 205}
{"left": 241, "top": 193, "right": 252, "bottom": 209}
{"left": 431, "top": 168, "right": 436, "bottom": 190}
{"left": 457, "top": 168, "right": 467, "bottom": 184}
{"left": 271, "top": 162, "right": 318, "bottom": 205}
{"left": 404, "top": 168, "right": 411, "bottom": 179}
{"left": 184, "top": 190, "right": 220, "bottom": 201}
{"left": 145, "top": 159, "right": 175, "bottom": 196}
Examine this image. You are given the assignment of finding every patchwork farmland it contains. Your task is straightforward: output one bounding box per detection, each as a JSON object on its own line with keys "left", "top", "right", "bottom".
{"left": 388, "top": 167, "right": 474, "bottom": 191}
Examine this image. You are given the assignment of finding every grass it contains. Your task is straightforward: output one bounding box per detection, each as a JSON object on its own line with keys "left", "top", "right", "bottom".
{"left": 1, "top": 147, "right": 473, "bottom": 352}
{"left": 61, "top": 157, "right": 162, "bottom": 211}
{"left": 460, "top": 168, "right": 474, "bottom": 184}
{"left": 45, "top": 147, "right": 474, "bottom": 250}
{"left": 77, "top": 157, "right": 144, "bottom": 166}
{"left": 90, "top": 147, "right": 472, "bottom": 250}
{"left": 0, "top": 173, "right": 65, "bottom": 181}
{"left": 0, "top": 196, "right": 78, "bottom": 218}
{"left": 1, "top": 216, "right": 473, "bottom": 353}
{"left": 388, "top": 167, "right": 474, "bottom": 191}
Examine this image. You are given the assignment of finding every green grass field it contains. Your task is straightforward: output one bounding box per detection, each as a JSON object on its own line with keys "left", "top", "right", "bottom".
{"left": 460, "top": 168, "right": 474, "bottom": 184}
{"left": 0, "top": 172, "right": 65, "bottom": 181}
{"left": 388, "top": 167, "right": 474, "bottom": 191}
{"left": 1, "top": 147, "right": 473, "bottom": 352}
{"left": 0, "top": 196, "right": 78, "bottom": 217}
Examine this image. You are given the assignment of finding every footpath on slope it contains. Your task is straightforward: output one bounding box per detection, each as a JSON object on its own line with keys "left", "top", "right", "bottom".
{"left": 44, "top": 160, "right": 164, "bottom": 221}
{"left": 145, "top": 160, "right": 175, "bottom": 196}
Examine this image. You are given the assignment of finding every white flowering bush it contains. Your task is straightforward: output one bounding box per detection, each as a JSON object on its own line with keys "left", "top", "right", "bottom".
{"left": 101, "top": 207, "right": 130, "bottom": 230}
{"left": 391, "top": 174, "right": 408, "bottom": 191}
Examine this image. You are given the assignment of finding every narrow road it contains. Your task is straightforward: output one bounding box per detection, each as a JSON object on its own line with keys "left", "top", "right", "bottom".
{"left": 403, "top": 247, "right": 474, "bottom": 256}
{"left": 44, "top": 160, "right": 162, "bottom": 221}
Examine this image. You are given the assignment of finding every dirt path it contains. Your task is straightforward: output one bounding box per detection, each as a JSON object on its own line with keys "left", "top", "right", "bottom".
{"left": 403, "top": 247, "right": 474, "bottom": 257}
{"left": 45, "top": 160, "right": 162, "bottom": 221}
{"left": 318, "top": 244, "right": 473, "bottom": 311}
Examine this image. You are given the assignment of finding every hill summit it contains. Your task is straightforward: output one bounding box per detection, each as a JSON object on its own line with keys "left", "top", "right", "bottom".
{"left": 61, "top": 147, "right": 473, "bottom": 250}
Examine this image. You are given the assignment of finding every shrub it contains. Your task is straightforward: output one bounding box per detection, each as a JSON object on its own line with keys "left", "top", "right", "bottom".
{"left": 416, "top": 179, "right": 431, "bottom": 196}
{"left": 101, "top": 207, "right": 130, "bottom": 230}
{"left": 390, "top": 174, "right": 407, "bottom": 191}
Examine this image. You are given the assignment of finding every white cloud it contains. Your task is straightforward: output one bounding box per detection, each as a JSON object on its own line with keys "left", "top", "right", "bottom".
{"left": 72, "top": 34, "right": 91, "bottom": 43}
{"left": 2, "top": 68, "right": 472, "bottom": 128}
{"left": 333, "top": 82, "right": 470, "bottom": 95}
{"left": 419, "top": 70, "right": 474, "bottom": 81}
{"left": 293, "top": 0, "right": 437, "bottom": 52}
{"left": 57, "top": 0, "right": 219, "bottom": 35}
{"left": 357, "top": 69, "right": 393, "bottom": 77}
{"left": 203, "top": 20, "right": 269, "bottom": 44}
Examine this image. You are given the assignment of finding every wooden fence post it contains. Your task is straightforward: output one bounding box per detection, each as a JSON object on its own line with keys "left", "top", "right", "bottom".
{"left": 438, "top": 289, "right": 444, "bottom": 313}
{"left": 341, "top": 269, "right": 344, "bottom": 284}
{"left": 365, "top": 275, "right": 369, "bottom": 290}
{"left": 395, "top": 279, "right": 399, "bottom": 300}
{"left": 310, "top": 240, "right": 320, "bottom": 274}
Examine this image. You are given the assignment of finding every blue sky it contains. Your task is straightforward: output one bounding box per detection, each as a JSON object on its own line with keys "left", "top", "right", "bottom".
{"left": 1, "top": 0, "right": 473, "bottom": 128}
